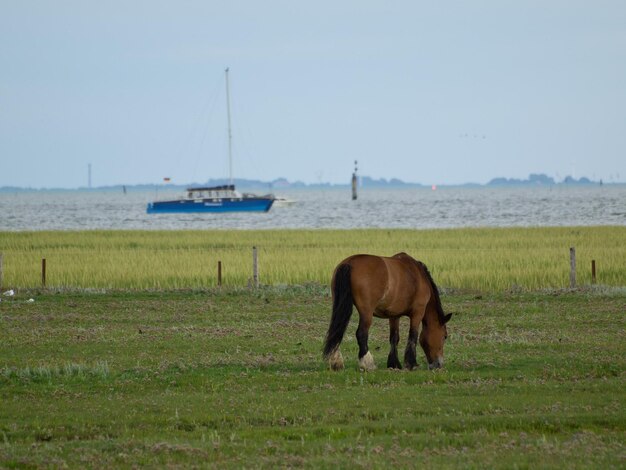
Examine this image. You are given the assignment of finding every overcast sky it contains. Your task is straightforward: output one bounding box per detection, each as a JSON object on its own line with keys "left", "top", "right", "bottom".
{"left": 1, "top": 1, "right": 625, "bottom": 188}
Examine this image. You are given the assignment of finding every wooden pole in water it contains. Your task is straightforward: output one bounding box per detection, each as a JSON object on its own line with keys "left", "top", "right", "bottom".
{"left": 42, "top": 258, "right": 47, "bottom": 289}
{"left": 569, "top": 247, "right": 576, "bottom": 288}
{"left": 351, "top": 160, "right": 358, "bottom": 201}
{"left": 252, "top": 246, "right": 259, "bottom": 288}
{"left": 591, "top": 260, "right": 596, "bottom": 284}
{"left": 218, "top": 261, "right": 222, "bottom": 287}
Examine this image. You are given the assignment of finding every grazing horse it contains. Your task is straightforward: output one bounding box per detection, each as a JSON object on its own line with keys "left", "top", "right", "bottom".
{"left": 323, "top": 253, "right": 452, "bottom": 371}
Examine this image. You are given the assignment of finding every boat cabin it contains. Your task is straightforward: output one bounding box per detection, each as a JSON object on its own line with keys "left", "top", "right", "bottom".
{"left": 186, "top": 185, "right": 239, "bottom": 200}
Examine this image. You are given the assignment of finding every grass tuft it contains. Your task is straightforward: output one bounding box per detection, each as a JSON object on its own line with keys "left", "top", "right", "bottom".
{"left": 1, "top": 361, "right": 109, "bottom": 381}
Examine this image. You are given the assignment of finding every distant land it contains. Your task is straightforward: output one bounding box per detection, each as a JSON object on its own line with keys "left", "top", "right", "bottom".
{"left": 486, "top": 173, "right": 598, "bottom": 187}
{"left": 0, "top": 173, "right": 616, "bottom": 192}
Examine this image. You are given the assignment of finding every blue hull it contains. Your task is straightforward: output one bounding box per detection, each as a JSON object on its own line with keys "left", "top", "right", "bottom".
{"left": 147, "top": 197, "right": 274, "bottom": 214}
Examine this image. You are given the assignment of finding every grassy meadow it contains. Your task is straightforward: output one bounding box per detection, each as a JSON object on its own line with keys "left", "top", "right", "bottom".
{"left": 0, "top": 287, "right": 624, "bottom": 468}
{"left": 0, "top": 227, "right": 624, "bottom": 467}
{"left": 1, "top": 226, "right": 625, "bottom": 291}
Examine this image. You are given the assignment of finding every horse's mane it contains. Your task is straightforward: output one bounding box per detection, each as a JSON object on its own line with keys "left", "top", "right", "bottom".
{"left": 417, "top": 261, "right": 447, "bottom": 325}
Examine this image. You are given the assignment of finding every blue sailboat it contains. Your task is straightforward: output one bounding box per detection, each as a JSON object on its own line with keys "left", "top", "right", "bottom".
{"left": 147, "top": 68, "right": 275, "bottom": 214}
{"left": 147, "top": 184, "right": 274, "bottom": 213}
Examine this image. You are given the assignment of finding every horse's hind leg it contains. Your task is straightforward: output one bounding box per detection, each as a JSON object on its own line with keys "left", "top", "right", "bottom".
{"left": 356, "top": 311, "right": 376, "bottom": 371}
{"left": 387, "top": 317, "right": 402, "bottom": 369}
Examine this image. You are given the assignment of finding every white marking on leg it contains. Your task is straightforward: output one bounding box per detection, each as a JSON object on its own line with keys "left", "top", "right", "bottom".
{"left": 329, "top": 349, "right": 344, "bottom": 371}
{"left": 358, "top": 351, "right": 376, "bottom": 371}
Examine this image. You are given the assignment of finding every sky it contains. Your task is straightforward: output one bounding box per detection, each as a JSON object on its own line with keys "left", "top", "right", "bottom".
{"left": 1, "top": 1, "right": 625, "bottom": 188}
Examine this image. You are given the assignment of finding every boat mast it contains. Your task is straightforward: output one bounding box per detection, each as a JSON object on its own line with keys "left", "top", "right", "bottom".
{"left": 225, "top": 67, "right": 233, "bottom": 187}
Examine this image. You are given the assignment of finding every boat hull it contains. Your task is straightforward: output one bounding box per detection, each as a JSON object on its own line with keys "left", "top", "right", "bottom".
{"left": 147, "top": 197, "right": 274, "bottom": 214}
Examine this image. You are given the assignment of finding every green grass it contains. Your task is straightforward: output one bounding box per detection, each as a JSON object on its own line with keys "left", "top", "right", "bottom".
{"left": 1, "top": 227, "right": 625, "bottom": 291}
{"left": 1, "top": 287, "right": 624, "bottom": 468}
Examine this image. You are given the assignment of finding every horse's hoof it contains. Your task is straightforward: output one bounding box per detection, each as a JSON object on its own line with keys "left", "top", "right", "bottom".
{"left": 358, "top": 351, "right": 376, "bottom": 371}
{"left": 328, "top": 349, "right": 344, "bottom": 371}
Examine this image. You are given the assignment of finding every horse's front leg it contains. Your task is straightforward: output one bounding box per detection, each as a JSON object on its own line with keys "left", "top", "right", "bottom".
{"left": 356, "top": 312, "right": 376, "bottom": 371}
{"left": 387, "top": 317, "right": 402, "bottom": 369}
{"left": 404, "top": 310, "right": 423, "bottom": 370}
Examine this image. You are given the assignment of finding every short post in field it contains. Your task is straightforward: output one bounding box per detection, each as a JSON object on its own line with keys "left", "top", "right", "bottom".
{"left": 569, "top": 247, "right": 576, "bottom": 288}
{"left": 42, "top": 258, "right": 47, "bottom": 288}
{"left": 591, "top": 260, "right": 596, "bottom": 284}
{"left": 252, "top": 246, "right": 259, "bottom": 288}
{"left": 0, "top": 253, "right": 3, "bottom": 290}
{"left": 218, "top": 261, "right": 222, "bottom": 287}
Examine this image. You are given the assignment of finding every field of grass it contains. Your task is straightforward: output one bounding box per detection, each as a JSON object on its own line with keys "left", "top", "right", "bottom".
{"left": 1, "top": 226, "right": 625, "bottom": 291}
{"left": 1, "top": 286, "right": 624, "bottom": 468}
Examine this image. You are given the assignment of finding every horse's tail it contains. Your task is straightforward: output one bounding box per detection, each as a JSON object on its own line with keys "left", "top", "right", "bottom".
{"left": 323, "top": 263, "right": 354, "bottom": 358}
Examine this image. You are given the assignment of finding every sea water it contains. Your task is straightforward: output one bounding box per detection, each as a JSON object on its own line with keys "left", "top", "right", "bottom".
{"left": 0, "top": 186, "right": 624, "bottom": 231}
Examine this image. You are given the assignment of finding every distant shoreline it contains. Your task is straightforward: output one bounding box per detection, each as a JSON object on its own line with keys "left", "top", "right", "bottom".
{"left": 0, "top": 173, "right": 618, "bottom": 193}
{"left": 0, "top": 174, "right": 626, "bottom": 193}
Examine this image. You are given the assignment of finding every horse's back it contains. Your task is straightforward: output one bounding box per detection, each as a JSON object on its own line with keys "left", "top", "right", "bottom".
{"left": 336, "top": 253, "right": 421, "bottom": 287}
{"left": 335, "top": 253, "right": 428, "bottom": 315}
{"left": 336, "top": 254, "right": 388, "bottom": 288}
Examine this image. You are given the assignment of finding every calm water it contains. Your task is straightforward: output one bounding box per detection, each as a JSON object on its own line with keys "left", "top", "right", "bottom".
{"left": 0, "top": 186, "right": 624, "bottom": 231}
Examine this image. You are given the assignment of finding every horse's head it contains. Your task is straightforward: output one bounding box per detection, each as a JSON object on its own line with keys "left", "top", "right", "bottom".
{"left": 419, "top": 312, "right": 452, "bottom": 369}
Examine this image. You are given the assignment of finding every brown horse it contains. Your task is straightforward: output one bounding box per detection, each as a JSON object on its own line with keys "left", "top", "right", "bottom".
{"left": 323, "top": 253, "right": 452, "bottom": 371}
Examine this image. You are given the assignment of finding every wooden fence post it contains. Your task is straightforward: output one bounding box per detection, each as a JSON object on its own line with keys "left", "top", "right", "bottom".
{"left": 218, "top": 261, "right": 222, "bottom": 287}
{"left": 0, "top": 253, "right": 3, "bottom": 291}
{"left": 252, "top": 246, "right": 259, "bottom": 288}
{"left": 569, "top": 247, "right": 576, "bottom": 288}
{"left": 591, "top": 260, "right": 596, "bottom": 285}
{"left": 42, "top": 258, "right": 47, "bottom": 289}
